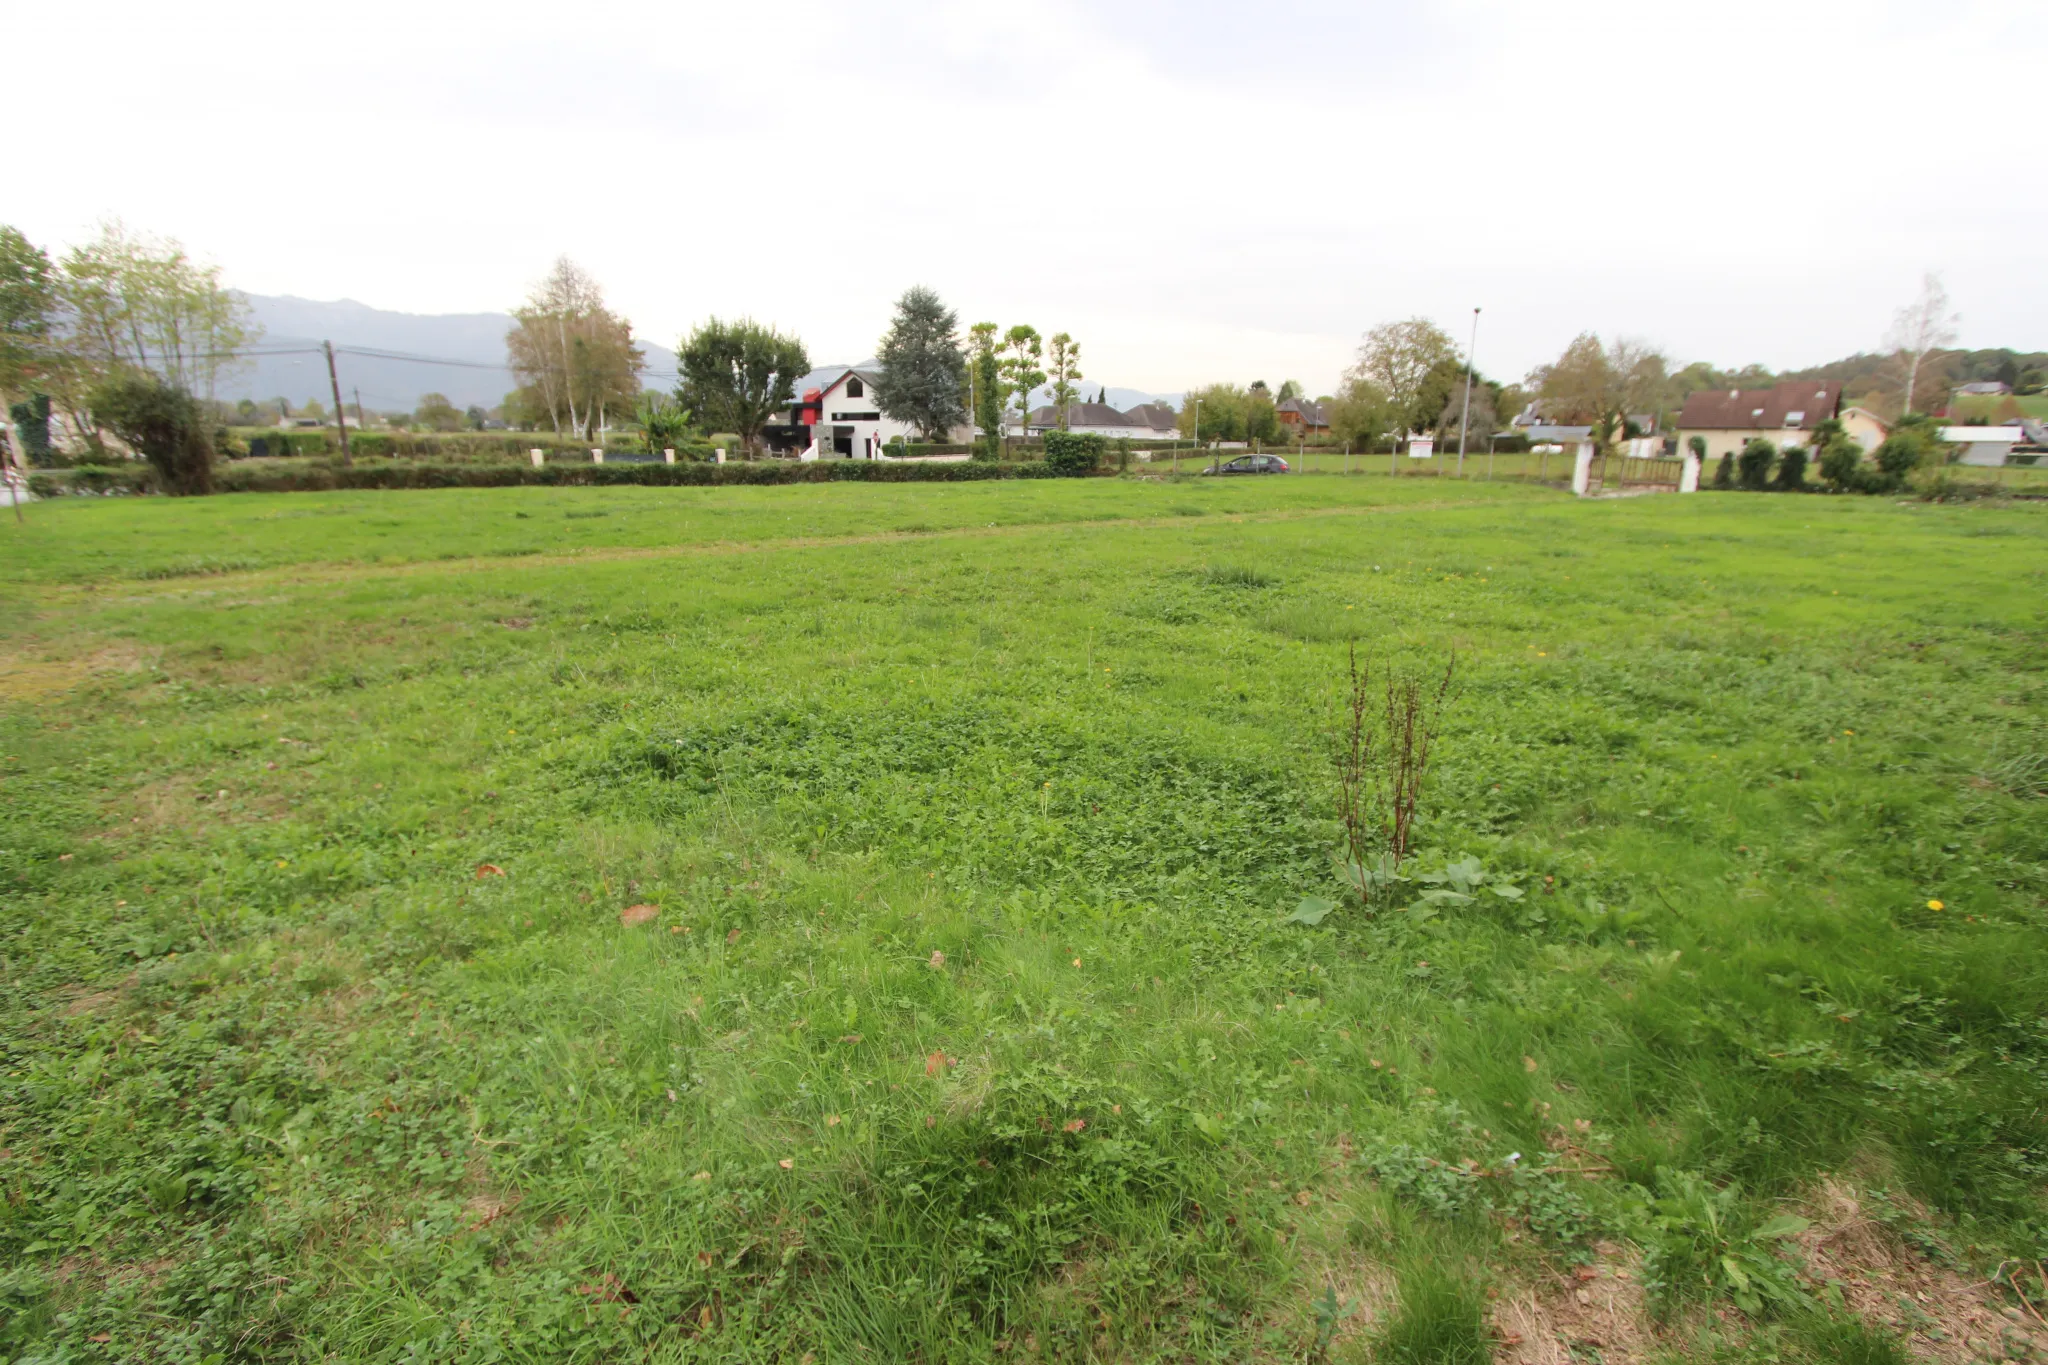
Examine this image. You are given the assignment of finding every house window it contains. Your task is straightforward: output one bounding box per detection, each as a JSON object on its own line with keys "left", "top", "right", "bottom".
{"left": 1784, "top": 410, "right": 1805, "bottom": 428}
{"left": 846, "top": 378, "right": 864, "bottom": 398}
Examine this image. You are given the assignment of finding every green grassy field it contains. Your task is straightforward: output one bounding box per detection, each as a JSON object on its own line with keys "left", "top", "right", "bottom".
{"left": 3, "top": 479, "right": 2046, "bottom": 1362}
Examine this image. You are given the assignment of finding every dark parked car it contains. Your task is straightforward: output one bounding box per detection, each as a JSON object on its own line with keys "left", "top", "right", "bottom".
{"left": 1204, "top": 454, "right": 1290, "bottom": 475}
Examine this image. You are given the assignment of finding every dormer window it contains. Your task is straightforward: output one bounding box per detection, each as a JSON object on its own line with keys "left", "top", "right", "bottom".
{"left": 1784, "top": 410, "right": 1805, "bottom": 428}
{"left": 846, "top": 377, "right": 864, "bottom": 398}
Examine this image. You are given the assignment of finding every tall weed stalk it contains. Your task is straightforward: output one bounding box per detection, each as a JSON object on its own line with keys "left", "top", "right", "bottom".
{"left": 1337, "top": 643, "right": 1456, "bottom": 907}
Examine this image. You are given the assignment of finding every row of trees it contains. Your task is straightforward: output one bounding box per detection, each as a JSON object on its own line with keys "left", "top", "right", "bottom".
{"left": 1175, "top": 379, "right": 1311, "bottom": 444}
{"left": 657, "top": 289, "right": 1086, "bottom": 457}
{"left": 2, "top": 222, "right": 256, "bottom": 465}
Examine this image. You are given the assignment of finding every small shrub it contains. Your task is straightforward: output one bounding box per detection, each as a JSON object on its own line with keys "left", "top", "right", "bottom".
{"left": 1713, "top": 449, "right": 1735, "bottom": 488}
{"left": 9, "top": 393, "right": 55, "bottom": 466}
{"left": 1773, "top": 444, "right": 1809, "bottom": 490}
{"left": 1814, "top": 419, "right": 1865, "bottom": 490}
{"left": 1336, "top": 645, "right": 1457, "bottom": 905}
{"left": 1736, "top": 437, "right": 1776, "bottom": 491}
{"left": 91, "top": 374, "right": 214, "bottom": 495}
{"left": 1633, "top": 1168, "right": 1810, "bottom": 1317}
{"left": 1042, "top": 430, "right": 1106, "bottom": 475}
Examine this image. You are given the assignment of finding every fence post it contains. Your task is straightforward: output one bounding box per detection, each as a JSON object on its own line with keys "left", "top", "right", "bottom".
{"left": 529, "top": 448, "right": 544, "bottom": 468}
{"left": 1571, "top": 443, "right": 1596, "bottom": 497}
{"left": 591, "top": 448, "right": 604, "bottom": 465}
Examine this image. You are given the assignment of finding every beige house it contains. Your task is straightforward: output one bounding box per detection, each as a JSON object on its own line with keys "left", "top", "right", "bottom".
{"left": 1839, "top": 405, "right": 1889, "bottom": 455}
{"left": 1676, "top": 381, "right": 1844, "bottom": 461}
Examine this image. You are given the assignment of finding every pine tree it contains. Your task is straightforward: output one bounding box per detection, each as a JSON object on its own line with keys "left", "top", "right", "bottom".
{"left": 876, "top": 286, "right": 968, "bottom": 441}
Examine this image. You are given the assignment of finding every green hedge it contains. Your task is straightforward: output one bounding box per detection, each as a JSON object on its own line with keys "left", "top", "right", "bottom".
{"left": 208, "top": 459, "right": 1063, "bottom": 493}
{"left": 28, "top": 464, "right": 155, "bottom": 497}
{"left": 231, "top": 430, "right": 688, "bottom": 461}
{"left": 1042, "top": 431, "right": 1106, "bottom": 475}
{"left": 29, "top": 457, "right": 1094, "bottom": 496}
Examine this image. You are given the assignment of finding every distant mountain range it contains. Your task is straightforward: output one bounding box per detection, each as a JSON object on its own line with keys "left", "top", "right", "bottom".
{"left": 228, "top": 295, "right": 678, "bottom": 413}
{"left": 227, "top": 295, "right": 1180, "bottom": 415}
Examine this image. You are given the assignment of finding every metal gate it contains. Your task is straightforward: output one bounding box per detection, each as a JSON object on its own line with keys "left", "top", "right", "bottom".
{"left": 1585, "top": 452, "right": 1683, "bottom": 495}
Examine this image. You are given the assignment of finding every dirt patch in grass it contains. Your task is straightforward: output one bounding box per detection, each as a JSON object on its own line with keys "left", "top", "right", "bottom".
{"left": 1797, "top": 1177, "right": 2048, "bottom": 1363}
{"left": 1493, "top": 1240, "right": 1658, "bottom": 1365}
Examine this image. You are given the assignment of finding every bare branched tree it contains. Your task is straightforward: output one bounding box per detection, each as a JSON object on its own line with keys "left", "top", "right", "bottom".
{"left": 1884, "top": 272, "right": 1958, "bottom": 415}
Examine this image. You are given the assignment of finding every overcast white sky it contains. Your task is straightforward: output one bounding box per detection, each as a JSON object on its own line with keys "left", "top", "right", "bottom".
{"left": 12, "top": 0, "right": 2044, "bottom": 394}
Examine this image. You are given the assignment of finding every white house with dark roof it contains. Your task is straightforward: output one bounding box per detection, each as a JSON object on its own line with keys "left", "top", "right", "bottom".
{"left": 763, "top": 366, "right": 921, "bottom": 458}
{"left": 1016, "top": 402, "right": 1183, "bottom": 440}
{"left": 1123, "top": 403, "right": 1181, "bottom": 439}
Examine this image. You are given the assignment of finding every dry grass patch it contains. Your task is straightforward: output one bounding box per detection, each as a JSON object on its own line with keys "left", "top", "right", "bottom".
{"left": 1798, "top": 1178, "right": 2048, "bottom": 1364}
{"left": 1491, "top": 1240, "right": 1658, "bottom": 1364}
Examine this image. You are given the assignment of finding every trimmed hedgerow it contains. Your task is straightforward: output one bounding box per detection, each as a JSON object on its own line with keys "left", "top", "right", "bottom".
{"left": 31, "top": 459, "right": 1072, "bottom": 496}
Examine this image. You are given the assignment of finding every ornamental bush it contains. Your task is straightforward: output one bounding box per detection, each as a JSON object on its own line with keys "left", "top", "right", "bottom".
{"left": 91, "top": 375, "right": 214, "bottom": 495}
{"left": 1773, "top": 444, "right": 1809, "bottom": 490}
{"left": 1735, "top": 438, "right": 1776, "bottom": 491}
{"left": 1042, "top": 430, "right": 1106, "bottom": 476}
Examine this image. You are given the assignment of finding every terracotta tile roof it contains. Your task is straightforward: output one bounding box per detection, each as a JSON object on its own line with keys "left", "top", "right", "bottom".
{"left": 1677, "top": 381, "right": 1842, "bottom": 431}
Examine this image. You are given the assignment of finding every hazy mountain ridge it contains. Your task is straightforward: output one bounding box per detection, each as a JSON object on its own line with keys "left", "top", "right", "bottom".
{"left": 229, "top": 294, "right": 679, "bottom": 412}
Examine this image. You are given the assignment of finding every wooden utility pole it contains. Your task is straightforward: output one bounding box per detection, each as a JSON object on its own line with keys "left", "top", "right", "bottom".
{"left": 323, "top": 341, "right": 352, "bottom": 466}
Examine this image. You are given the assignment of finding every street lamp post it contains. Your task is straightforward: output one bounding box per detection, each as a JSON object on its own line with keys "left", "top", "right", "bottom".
{"left": 1456, "top": 307, "right": 1480, "bottom": 478}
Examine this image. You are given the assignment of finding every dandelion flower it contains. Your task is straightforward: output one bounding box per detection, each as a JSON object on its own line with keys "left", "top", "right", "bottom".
{"left": 1927, "top": 899, "right": 1944, "bottom": 911}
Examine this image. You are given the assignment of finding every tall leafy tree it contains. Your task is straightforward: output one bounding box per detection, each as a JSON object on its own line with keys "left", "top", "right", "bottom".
{"left": 1046, "top": 332, "right": 1082, "bottom": 428}
{"left": 58, "top": 223, "right": 255, "bottom": 402}
{"left": 1178, "top": 382, "right": 1248, "bottom": 441}
{"left": 968, "top": 322, "right": 1003, "bottom": 458}
{"left": 676, "top": 318, "right": 808, "bottom": 457}
{"left": 506, "top": 258, "right": 644, "bottom": 439}
{"left": 875, "top": 286, "right": 967, "bottom": 441}
{"left": 998, "top": 326, "right": 1044, "bottom": 440}
{"left": 1330, "top": 376, "right": 1395, "bottom": 451}
{"left": 47, "top": 223, "right": 257, "bottom": 456}
{"left": 1527, "top": 333, "right": 1669, "bottom": 448}
{"left": 1345, "top": 318, "right": 1458, "bottom": 438}
{"left": 0, "top": 227, "right": 56, "bottom": 413}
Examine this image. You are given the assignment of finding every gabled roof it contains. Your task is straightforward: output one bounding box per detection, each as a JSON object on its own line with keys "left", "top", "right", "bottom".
{"left": 1277, "top": 398, "right": 1330, "bottom": 426}
{"left": 816, "top": 367, "right": 883, "bottom": 399}
{"left": 1028, "top": 403, "right": 1133, "bottom": 428}
{"left": 1123, "top": 403, "right": 1180, "bottom": 430}
{"left": 1677, "top": 381, "right": 1842, "bottom": 431}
